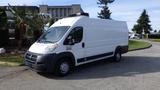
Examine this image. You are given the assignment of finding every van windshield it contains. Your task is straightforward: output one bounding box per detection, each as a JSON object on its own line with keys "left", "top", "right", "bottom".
{"left": 38, "top": 26, "right": 70, "bottom": 43}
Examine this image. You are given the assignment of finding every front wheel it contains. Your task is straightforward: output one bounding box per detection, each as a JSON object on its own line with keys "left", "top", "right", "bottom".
{"left": 54, "top": 59, "right": 71, "bottom": 76}
{"left": 113, "top": 49, "right": 122, "bottom": 62}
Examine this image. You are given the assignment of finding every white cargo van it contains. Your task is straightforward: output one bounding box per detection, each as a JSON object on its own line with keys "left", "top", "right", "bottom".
{"left": 25, "top": 13, "right": 128, "bottom": 76}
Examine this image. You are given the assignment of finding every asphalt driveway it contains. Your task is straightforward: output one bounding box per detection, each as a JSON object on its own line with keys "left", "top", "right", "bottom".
{"left": 0, "top": 41, "right": 160, "bottom": 90}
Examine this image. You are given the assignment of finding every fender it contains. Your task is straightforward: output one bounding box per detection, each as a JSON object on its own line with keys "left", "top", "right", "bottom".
{"left": 56, "top": 52, "right": 76, "bottom": 66}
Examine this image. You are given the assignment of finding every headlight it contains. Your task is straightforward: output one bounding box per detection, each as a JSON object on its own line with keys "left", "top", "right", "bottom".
{"left": 46, "top": 44, "right": 59, "bottom": 53}
{"left": 46, "top": 47, "right": 56, "bottom": 52}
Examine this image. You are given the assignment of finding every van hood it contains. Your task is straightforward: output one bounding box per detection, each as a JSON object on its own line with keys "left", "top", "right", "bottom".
{"left": 28, "top": 42, "right": 56, "bottom": 54}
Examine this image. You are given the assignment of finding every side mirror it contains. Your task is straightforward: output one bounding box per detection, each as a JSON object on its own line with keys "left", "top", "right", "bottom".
{"left": 69, "top": 38, "right": 75, "bottom": 45}
{"left": 64, "top": 35, "right": 75, "bottom": 45}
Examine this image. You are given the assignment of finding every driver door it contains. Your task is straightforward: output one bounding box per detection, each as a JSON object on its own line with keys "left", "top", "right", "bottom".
{"left": 64, "top": 26, "right": 85, "bottom": 65}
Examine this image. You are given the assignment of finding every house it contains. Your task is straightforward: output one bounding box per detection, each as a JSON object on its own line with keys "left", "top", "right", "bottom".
{"left": 39, "top": 4, "right": 84, "bottom": 21}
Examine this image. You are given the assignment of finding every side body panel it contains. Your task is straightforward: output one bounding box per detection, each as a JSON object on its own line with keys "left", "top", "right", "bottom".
{"left": 73, "top": 17, "right": 128, "bottom": 65}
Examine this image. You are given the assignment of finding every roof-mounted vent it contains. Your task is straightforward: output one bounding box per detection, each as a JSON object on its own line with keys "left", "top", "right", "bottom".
{"left": 68, "top": 12, "right": 89, "bottom": 17}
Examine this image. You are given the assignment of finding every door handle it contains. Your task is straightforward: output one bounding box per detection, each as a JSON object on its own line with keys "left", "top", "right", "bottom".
{"left": 82, "top": 42, "right": 85, "bottom": 48}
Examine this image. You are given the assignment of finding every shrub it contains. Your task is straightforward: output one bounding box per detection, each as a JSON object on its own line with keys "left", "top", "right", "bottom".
{"left": 0, "top": 8, "right": 9, "bottom": 47}
{"left": 148, "top": 34, "right": 160, "bottom": 39}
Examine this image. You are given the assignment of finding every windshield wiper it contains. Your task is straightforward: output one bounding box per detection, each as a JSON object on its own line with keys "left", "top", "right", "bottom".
{"left": 44, "top": 41, "right": 53, "bottom": 43}
{"left": 38, "top": 40, "right": 53, "bottom": 43}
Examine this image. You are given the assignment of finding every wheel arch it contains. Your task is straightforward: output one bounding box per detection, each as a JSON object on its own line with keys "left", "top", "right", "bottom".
{"left": 56, "top": 52, "right": 76, "bottom": 66}
{"left": 115, "top": 46, "right": 122, "bottom": 53}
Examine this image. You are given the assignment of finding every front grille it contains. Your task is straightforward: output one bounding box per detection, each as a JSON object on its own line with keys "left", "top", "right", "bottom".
{"left": 25, "top": 53, "right": 38, "bottom": 64}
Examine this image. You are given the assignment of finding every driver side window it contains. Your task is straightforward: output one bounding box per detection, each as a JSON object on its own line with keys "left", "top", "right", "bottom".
{"left": 64, "top": 27, "right": 83, "bottom": 45}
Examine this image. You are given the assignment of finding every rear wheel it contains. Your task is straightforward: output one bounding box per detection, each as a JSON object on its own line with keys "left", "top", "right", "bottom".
{"left": 113, "top": 49, "right": 122, "bottom": 62}
{"left": 54, "top": 59, "right": 71, "bottom": 76}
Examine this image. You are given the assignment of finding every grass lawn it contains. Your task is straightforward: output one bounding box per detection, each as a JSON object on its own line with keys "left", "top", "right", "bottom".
{"left": 149, "top": 39, "right": 160, "bottom": 42}
{"left": 129, "top": 40, "right": 151, "bottom": 51}
{"left": 0, "top": 55, "right": 24, "bottom": 67}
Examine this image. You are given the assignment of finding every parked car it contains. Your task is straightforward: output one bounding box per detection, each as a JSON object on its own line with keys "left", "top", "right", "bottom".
{"left": 25, "top": 13, "right": 129, "bottom": 76}
{"left": 129, "top": 33, "right": 140, "bottom": 39}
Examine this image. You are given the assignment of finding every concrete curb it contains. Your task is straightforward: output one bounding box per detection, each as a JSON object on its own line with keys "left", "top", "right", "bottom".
{"left": 129, "top": 44, "right": 152, "bottom": 52}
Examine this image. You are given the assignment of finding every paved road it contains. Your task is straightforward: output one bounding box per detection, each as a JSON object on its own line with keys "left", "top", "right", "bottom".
{"left": 0, "top": 67, "right": 27, "bottom": 77}
{"left": 0, "top": 41, "right": 160, "bottom": 90}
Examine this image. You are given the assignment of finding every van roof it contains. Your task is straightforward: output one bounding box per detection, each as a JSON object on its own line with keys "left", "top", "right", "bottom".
{"left": 51, "top": 16, "right": 86, "bottom": 27}
{"left": 51, "top": 16, "right": 126, "bottom": 27}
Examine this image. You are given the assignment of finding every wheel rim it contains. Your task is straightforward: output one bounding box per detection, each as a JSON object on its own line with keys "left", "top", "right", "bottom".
{"left": 60, "top": 62, "right": 69, "bottom": 74}
{"left": 116, "top": 53, "right": 121, "bottom": 61}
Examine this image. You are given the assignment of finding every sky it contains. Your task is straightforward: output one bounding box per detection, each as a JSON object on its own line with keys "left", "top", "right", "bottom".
{"left": 0, "top": 0, "right": 160, "bottom": 31}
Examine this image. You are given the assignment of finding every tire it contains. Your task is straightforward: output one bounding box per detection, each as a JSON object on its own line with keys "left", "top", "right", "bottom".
{"left": 113, "top": 48, "right": 122, "bottom": 62}
{"left": 54, "top": 59, "right": 71, "bottom": 76}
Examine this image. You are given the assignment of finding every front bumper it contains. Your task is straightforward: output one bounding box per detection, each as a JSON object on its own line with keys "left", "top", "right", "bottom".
{"left": 25, "top": 51, "right": 57, "bottom": 73}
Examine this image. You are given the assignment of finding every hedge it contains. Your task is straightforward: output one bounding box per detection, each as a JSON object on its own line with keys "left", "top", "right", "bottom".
{"left": 0, "top": 30, "right": 9, "bottom": 47}
{"left": 148, "top": 34, "right": 160, "bottom": 39}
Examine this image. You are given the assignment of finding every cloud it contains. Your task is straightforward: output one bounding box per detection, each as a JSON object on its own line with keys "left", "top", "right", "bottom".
{"left": 108, "top": 0, "right": 160, "bottom": 31}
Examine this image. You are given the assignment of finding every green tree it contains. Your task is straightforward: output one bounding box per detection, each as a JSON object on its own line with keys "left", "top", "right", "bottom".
{"left": 28, "top": 13, "right": 44, "bottom": 41}
{"left": 132, "top": 24, "right": 142, "bottom": 34}
{"left": 154, "top": 30, "right": 157, "bottom": 33}
{"left": 9, "top": 6, "right": 44, "bottom": 48}
{"left": 97, "top": 0, "right": 115, "bottom": 19}
{"left": 132, "top": 9, "right": 152, "bottom": 34}
{"left": 0, "top": 8, "right": 9, "bottom": 47}
{"left": 49, "top": 18, "right": 55, "bottom": 27}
